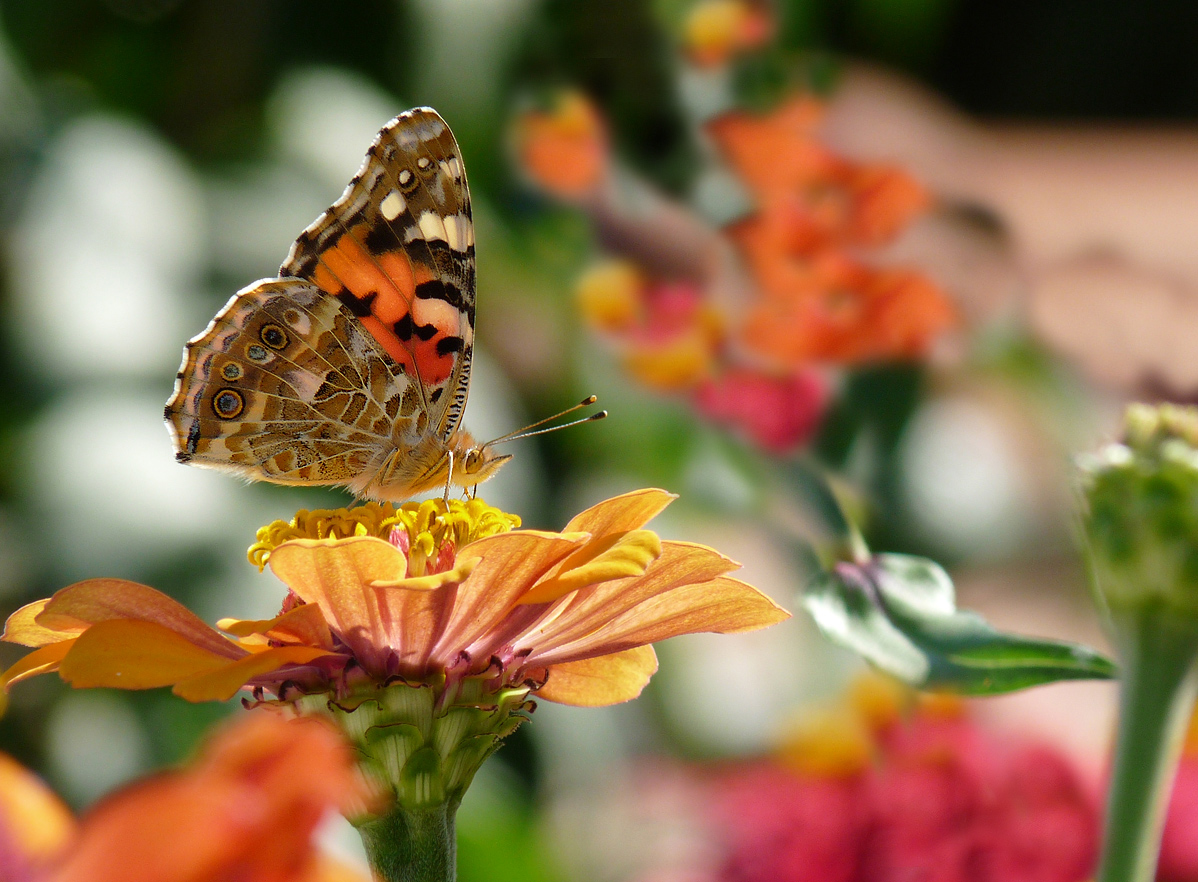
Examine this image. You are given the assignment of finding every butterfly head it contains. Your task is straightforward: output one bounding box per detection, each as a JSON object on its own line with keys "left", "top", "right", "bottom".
{"left": 445, "top": 431, "right": 511, "bottom": 489}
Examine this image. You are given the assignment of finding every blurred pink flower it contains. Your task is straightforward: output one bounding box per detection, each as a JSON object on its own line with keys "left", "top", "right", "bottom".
{"left": 693, "top": 368, "right": 828, "bottom": 452}
{"left": 1158, "top": 746, "right": 1198, "bottom": 880}
{"left": 705, "top": 704, "right": 1098, "bottom": 882}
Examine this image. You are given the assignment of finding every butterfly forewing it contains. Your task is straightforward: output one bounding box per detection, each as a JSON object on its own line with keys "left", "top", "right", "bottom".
{"left": 279, "top": 107, "right": 475, "bottom": 441}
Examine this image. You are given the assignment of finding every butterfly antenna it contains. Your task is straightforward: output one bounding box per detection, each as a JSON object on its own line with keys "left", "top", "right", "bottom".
{"left": 485, "top": 396, "right": 607, "bottom": 447}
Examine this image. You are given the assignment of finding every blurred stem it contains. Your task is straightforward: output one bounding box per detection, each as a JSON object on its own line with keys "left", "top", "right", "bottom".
{"left": 1097, "top": 601, "right": 1198, "bottom": 882}
{"left": 356, "top": 802, "right": 457, "bottom": 882}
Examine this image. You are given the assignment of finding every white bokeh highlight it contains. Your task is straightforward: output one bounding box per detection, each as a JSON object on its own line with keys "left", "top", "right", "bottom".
{"left": 7, "top": 115, "right": 204, "bottom": 379}
{"left": 46, "top": 691, "right": 151, "bottom": 806}
{"left": 899, "top": 395, "right": 1038, "bottom": 558}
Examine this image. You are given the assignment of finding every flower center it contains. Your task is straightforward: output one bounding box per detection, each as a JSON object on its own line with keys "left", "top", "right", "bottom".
{"left": 248, "top": 498, "right": 520, "bottom": 571}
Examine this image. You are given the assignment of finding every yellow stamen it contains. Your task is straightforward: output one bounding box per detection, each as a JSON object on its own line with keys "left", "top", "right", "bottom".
{"left": 249, "top": 499, "right": 520, "bottom": 571}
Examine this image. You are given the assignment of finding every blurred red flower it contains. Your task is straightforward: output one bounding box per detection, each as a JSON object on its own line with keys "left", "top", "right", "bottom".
{"left": 706, "top": 700, "right": 1098, "bottom": 882}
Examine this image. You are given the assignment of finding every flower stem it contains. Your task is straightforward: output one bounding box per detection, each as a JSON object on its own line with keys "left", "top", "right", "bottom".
{"left": 1097, "top": 601, "right": 1198, "bottom": 882}
{"left": 356, "top": 802, "right": 458, "bottom": 882}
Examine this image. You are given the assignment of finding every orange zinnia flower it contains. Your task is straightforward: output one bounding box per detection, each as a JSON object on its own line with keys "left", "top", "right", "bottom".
{"left": 0, "top": 752, "right": 74, "bottom": 881}
{"left": 2, "top": 490, "right": 788, "bottom": 826}
{"left": 682, "top": 0, "right": 773, "bottom": 67}
{"left": 513, "top": 91, "right": 609, "bottom": 199}
{"left": 44, "top": 712, "right": 371, "bottom": 882}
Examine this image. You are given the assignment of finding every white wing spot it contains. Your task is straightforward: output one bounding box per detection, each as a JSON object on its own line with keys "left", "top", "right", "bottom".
{"left": 398, "top": 169, "right": 413, "bottom": 186}
{"left": 439, "top": 157, "right": 463, "bottom": 180}
{"left": 418, "top": 211, "right": 448, "bottom": 243}
{"left": 380, "top": 190, "right": 406, "bottom": 221}
{"left": 442, "top": 213, "right": 473, "bottom": 251}
{"left": 416, "top": 156, "right": 431, "bottom": 169}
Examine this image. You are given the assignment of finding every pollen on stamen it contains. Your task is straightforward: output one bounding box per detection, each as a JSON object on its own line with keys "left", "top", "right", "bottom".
{"left": 248, "top": 498, "right": 519, "bottom": 570}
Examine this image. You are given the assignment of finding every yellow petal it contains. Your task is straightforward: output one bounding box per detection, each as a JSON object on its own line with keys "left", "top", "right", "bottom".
{"left": 218, "top": 603, "right": 333, "bottom": 649}
{"left": 371, "top": 555, "right": 477, "bottom": 591}
{"left": 173, "top": 645, "right": 333, "bottom": 702}
{"left": 563, "top": 488, "right": 676, "bottom": 535}
{"left": 3, "top": 600, "right": 75, "bottom": 647}
{"left": 1, "top": 640, "right": 76, "bottom": 689}
{"left": 520, "top": 529, "right": 663, "bottom": 606}
{"left": 536, "top": 646, "right": 658, "bottom": 706}
{"left": 267, "top": 537, "right": 408, "bottom": 675}
{"left": 37, "top": 579, "right": 240, "bottom": 659}
{"left": 58, "top": 620, "right": 243, "bottom": 690}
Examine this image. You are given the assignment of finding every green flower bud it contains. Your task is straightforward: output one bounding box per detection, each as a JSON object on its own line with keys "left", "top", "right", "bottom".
{"left": 1080, "top": 404, "right": 1198, "bottom": 616}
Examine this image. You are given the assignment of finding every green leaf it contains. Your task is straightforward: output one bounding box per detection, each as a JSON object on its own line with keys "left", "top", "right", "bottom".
{"left": 803, "top": 553, "right": 1118, "bottom": 694}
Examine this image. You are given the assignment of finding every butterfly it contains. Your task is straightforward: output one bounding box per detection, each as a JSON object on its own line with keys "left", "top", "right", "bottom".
{"left": 165, "top": 107, "right": 511, "bottom": 501}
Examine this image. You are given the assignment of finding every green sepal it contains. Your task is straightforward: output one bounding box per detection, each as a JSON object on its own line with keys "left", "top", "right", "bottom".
{"left": 804, "top": 552, "right": 1117, "bottom": 694}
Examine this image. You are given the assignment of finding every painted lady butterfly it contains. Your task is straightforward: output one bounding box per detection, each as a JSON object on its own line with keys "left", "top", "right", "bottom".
{"left": 165, "top": 107, "right": 510, "bottom": 501}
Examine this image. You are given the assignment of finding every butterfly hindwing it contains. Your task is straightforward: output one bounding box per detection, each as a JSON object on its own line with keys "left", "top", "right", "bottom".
{"left": 166, "top": 278, "right": 421, "bottom": 487}
{"left": 280, "top": 107, "right": 475, "bottom": 442}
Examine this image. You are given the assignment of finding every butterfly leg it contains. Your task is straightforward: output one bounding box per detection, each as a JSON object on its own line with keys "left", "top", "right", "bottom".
{"left": 442, "top": 449, "right": 455, "bottom": 504}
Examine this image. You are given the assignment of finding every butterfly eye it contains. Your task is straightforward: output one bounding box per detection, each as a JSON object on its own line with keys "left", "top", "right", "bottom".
{"left": 246, "top": 344, "right": 270, "bottom": 363}
{"left": 260, "top": 324, "right": 289, "bottom": 350}
{"left": 221, "top": 362, "right": 243, "bottom": 381}
{"left": 213, "top": 388, "right": 245, "bottom": 420}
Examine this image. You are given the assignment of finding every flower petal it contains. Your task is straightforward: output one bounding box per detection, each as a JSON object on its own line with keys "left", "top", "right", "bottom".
{"left": 35, "top": 579, "right": 241, "bottom": 660}
{"left": 533, "top": 574, "right": 790, "bottom": 667}
{"left": 58, "top": 620, "right": 245, "bottom": 690}
{"left": 173, "top": 646, "right": 334, "bottom": 702}
{"left": 369, "top": 557, "right": 478, "bottom": 674}
{"left": 267, "top": 537, "right": 408, "bottom": 676}
{"left": 1, "top": 639, "right": 76, "bottom": 689}
{"left": 218, "top": 603, "right": 334, "bottom": 650}
{"left": 2, "top": 600, "right": 74, "bottom": 646}
{"left": 563, "top": 488, "right": 677, "bottom": 535}
{"left": 520, "top": 541, "right": 740, "bottom": 657}
{"left": 520, "top": 529, "right": 663, "bottom": 605}
{"left": 431, "top": 531, "right": 585, "bottom": 662}
{"left": 536, "top": 646, "right": 658, "bottom": 706}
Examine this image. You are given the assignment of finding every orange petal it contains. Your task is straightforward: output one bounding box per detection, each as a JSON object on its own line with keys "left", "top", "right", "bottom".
{"left": 3, "top": 599, "right": 75, "bottom": 646}
{"left": 218, "top": 603, "right": 334, "bottom": 650}
{"left": 563, "top": 488, "right": 677, "bottom": 535}
{"left": 51, "top": 713, "right": 370, "bottom": 882}
{"left": 0, "top": 752, "right": 75, "bottom": 867}
{"left": 533, "top": 573, "right": 790, "bottom": 667}
{"left": 536, "top": 646, "right": 658, "bottom": 706}
{"left": 1, "top": 639, "right": 76, "bottom": 690}
{"left": 58, "top": 620, "right": 245, "bottom": 691}
{"left": 37, "top": 579, "right": 241, "bottom": 660}
{"left": 523, "top": 541, "right": 740, "bottom": 655}
{"left": 173, "top": 646, "right": 334, "bottom": 702}
{"left": 267, "top": 537, "right": 408, "bottom": 676}
{"left": 431, "top": 531, "right": 585, "bottom": 662}
{"left": 520, "top": 529, "right": 663, "bottom": 606}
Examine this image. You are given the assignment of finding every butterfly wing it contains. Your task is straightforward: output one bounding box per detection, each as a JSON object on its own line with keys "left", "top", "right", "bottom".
{"left": 165, "top": 278, "right": 422, "bottom": 488}
{"left": 280, "top": 107, "right": 475, "bottom": 443}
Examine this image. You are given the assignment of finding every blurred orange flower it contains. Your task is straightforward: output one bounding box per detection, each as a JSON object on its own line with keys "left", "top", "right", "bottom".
{"left": 710, "top": 97, "right": 954, "bottom": 367}
{"left": 682, "top": 0, "right": 773, "bottom": 67}
{"left": 45, "top": 712, "right": 371, "bottom": 882}
{"left": 0, "top": 753, "right": 74, "bottom": 881}
{"left": 2, "top": 491, "right": 788, "bottom": 709}
{"left": 513, "top": 91, "right": 609, "bottom": 199}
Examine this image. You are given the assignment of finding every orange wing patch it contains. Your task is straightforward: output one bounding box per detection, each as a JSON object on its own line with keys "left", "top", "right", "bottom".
{"left": 309, "top": 233, "right": 460, "bottom": 385}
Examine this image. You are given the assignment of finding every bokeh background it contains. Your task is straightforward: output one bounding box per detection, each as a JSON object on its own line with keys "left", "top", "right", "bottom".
{"left": 2, "top": 1, "right": 1198, "bottom": 879}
